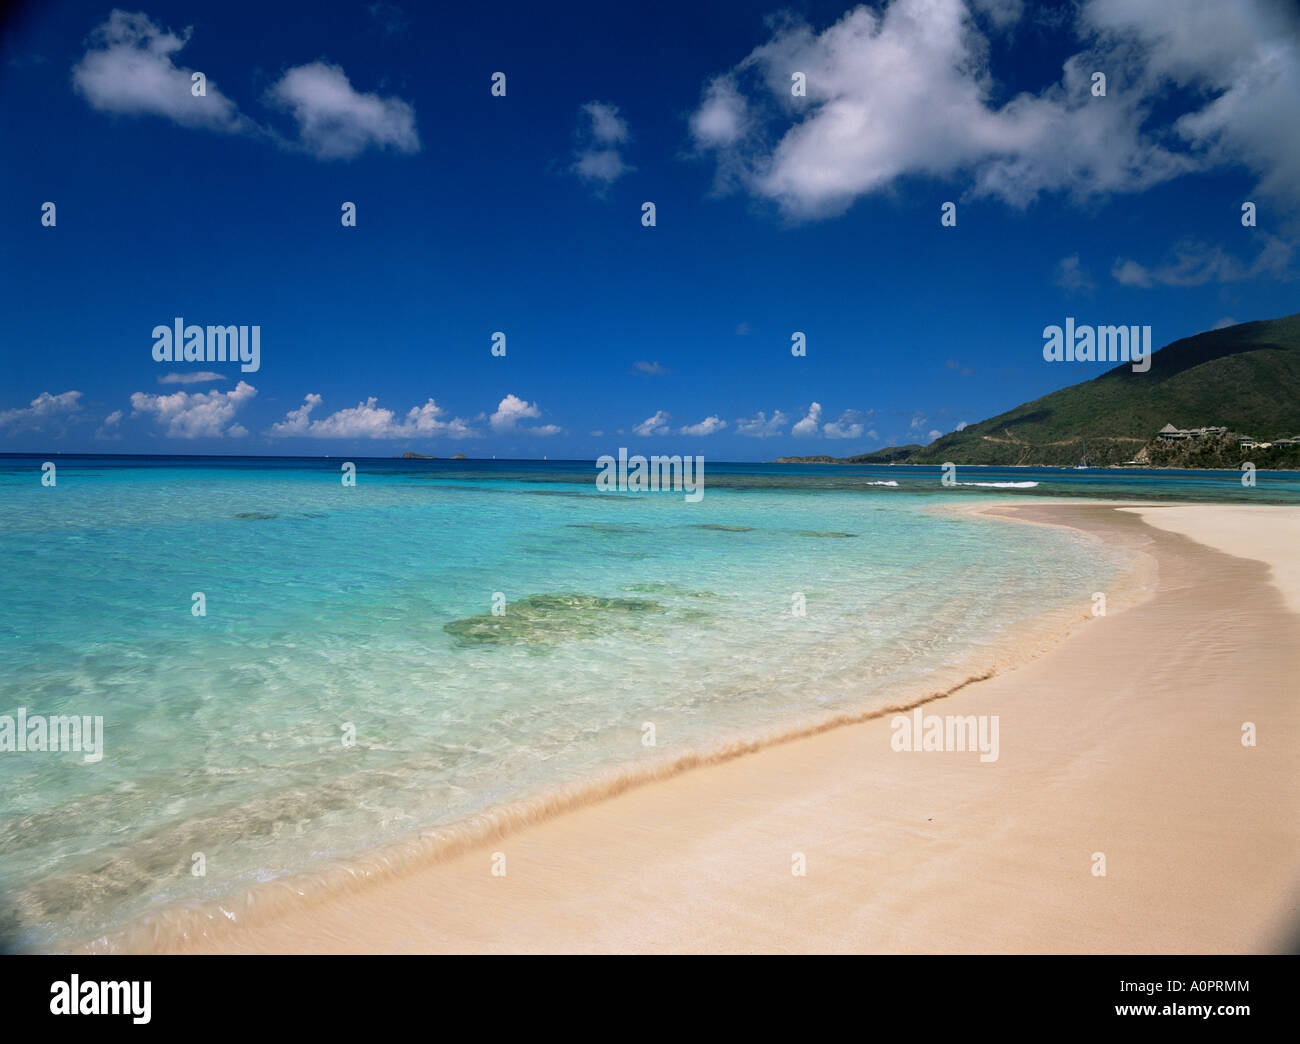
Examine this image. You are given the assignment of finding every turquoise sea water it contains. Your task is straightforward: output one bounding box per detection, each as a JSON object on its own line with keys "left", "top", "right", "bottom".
{"left": 1, "top": 455, "right": 1297, "bottom": 950}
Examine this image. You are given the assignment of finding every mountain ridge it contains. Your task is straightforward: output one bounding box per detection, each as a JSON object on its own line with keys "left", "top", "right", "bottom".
{"left": 778, "top": 312, "right": 1300, "bottom": 468}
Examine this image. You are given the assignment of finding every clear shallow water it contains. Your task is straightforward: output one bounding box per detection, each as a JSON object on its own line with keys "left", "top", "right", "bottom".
{"left": 1, "top": 454, "right": 1291, "bottom": 950}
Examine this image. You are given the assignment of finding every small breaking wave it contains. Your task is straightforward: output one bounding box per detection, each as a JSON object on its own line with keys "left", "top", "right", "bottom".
{"left": 80, "top": 666, "right": 1003, "bottom": 954}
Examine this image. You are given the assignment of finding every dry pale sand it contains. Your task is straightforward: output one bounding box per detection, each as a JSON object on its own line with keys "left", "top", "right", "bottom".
{"left": 1117, "top": 503, "right": 1300, "bottom": 613}
{"left": 156, "top": 501, "right": 1300, "bottom": 954}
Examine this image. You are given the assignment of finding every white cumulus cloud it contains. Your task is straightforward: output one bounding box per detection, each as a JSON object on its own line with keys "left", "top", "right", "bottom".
{"left": 824, "top": 409, "right": 871, "bottom": 439}
{"left": 489, "top": 393, "right": 540, "bottom": 430}
{"left": 266, "top": 61, "right": 419, "bottom": 160}
{"left": 95, "top": 409, "right": 124, "bottom": 439}
{"left": 0, "top": 390, "right": 83, "bottom": 432}
{"left": 735, "top": 409, "right": 789, "bottom": 437}
{"left": 633, "top": 410, "right": 671, "bottom": 437}
{"left": 488, "top": 394, "right": 558, "bottom": 435}
{"left": 688, "top": 0, "right": 1300, "bottom": 219}
{"left": 131, "top": 381, "right": 256, "bottom": 438}
{"left": 71, "top": 11, "right": 247, "bottom": 132}
{"left": 791, "top": 402, "right": 822, "bottom": 438}
{"left": 679, "top": 415, "right": 727, "bottom": 436}
{"left": 269, "top": 393, "right": 476, "bottom": 440}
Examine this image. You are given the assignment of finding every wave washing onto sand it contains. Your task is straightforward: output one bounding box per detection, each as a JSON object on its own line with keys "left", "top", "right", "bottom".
{"left": 79, "top": 521, "right": 1154, "bottom": 955}
{"left": 82, "top": 667, "right": 1001, "bottom": 953}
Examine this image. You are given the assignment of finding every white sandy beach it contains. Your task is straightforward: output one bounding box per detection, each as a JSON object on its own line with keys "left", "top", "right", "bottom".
{"left": 135, "top": 501, "right": 1300, "bottom": 954}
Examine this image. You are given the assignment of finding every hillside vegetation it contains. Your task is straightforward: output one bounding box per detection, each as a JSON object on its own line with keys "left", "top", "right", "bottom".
{"left": 780, "top": 313, "right": 1300, "bottom": 468}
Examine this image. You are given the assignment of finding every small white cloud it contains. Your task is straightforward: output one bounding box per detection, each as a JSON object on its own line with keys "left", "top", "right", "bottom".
{"left": 490, "top": 393, "right": 541, "bottom": 430}
{"left": 1212, "top": 316, "right": 1238, "bottom": 330}
{"left": 583, "top": 101, "right": 629, "bottom": 144}
{"left": 270, "top": 393, "right": 323, "bottom": 435}
{"left": 490, "top": 393, "right": 545, "bottom": 432}
{"left": 1112, "top": 236, "right": 1293, "bottom": 287}
{"left": 131, "top": 381, "right": 256, "bottom": 438}
{"left": 823, "top": 423, "right": 863, "bottom": 440}
{"left": 572, "top": 101, "right": 633, "bottom": 186}
{"left": 158, "top": 371, "right": 225, "bottom": 385}
{"left": 0, "top": 390, "right": 82, "bottom": 433}
{"left": 96, "top": 409, "right": 124, "bottom": 440}
{"left": 956, "top": 420, "right": 969, "bottom": 431}
{"left": 1055, "top": 254, "right": 1095, "bottom": 294}
{"left": 824, "top": 409, "right": 871, "bottom": 440}
{"left": 679, "top": 415, "right": 727, "bottom": 436}
{"left": 634, "top": 360, "right": 670, "bottom": 376}
{"left": 690, "top": 75, "right": 748, "bottom": 148}
{"left": 791, "top": 402, "right": 822, "bottom": 438}
{"left": 928, "top": 429, "right": 943, "bottom": 441}
{"left": 72, "top": 11, "right": 247, "bottom": 133}
{"left": 1111, "top": 258, "right": 1154, "bottom": 288}
{"left": 735, "top": 409, "right": 788, "bottom": 437}
{"left": 633, "top": 410, "right": 671, "bottom": 437}
{"left": 267, "top": 61, "right": 419, "bottom": 160}
{"left": 573, "top": 149, "right": 630, "bottom": 183}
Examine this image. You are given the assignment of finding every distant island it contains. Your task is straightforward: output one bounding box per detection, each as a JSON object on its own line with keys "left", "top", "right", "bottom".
{"left": 778, "top": 312, "right": 1300, "bottom": 469}
{"left": 402, "top": 452, "right": 467, "bottom": 459}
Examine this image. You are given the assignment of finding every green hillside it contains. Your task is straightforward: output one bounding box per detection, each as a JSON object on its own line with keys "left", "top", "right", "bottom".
{"left": 820, "top": 312, "right": 1300, "bottom": 467}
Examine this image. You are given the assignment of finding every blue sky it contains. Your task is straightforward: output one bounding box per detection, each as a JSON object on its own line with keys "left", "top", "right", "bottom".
{"left": 1, "top": 0, "right": 1297, "bottom": 459}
